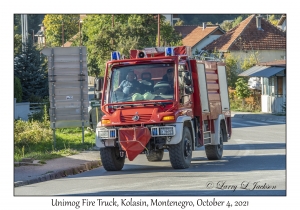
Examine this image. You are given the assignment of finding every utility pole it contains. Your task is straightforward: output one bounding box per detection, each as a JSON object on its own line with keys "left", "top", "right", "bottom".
{"left": 62, "top": 21, "right": 64, "bottom": 47}
{"left": 157, "top": 14, "right": 160, "bottom": 47}
{"left": 112, "top": 14, "right": 114, "bottom": 47}
{"left": 79, "top": 19, "right": 82, "bottom": 46}
{"left": 21, "top": 14, "right": 28, "bottom": 52}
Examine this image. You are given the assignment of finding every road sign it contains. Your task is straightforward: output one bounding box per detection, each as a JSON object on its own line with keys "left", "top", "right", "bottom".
{"left": 91, "top": 100, "right": 100, "bottom": 107}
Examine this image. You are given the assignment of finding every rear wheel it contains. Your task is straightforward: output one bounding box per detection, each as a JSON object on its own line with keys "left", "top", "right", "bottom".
{"left": 100, "top": 147, "right": 125, "bottom": 171}
{"left": 146, "top": 149, "right": 164, "bottom": 162}
{"left": 168, "top": 127, "right": 192, "bottom": 169}
{"left": 205, "top": 125, "right": 224, "bottom": 160}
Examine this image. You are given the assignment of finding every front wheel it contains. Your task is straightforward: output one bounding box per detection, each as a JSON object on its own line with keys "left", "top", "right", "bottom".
{"left": 205, "top": 126, "right": 224, "bottom": 160}
{"left": 100, "top": 147, "right": 125, "bottom": 171}
{"left": 168, "top": 127, "right": 192, "bottom": 169}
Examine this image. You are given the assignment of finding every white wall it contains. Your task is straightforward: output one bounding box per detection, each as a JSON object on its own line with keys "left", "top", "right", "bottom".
{"left": 230, "top": 50, "right": 286, "bottom": 63}
{"left": 14, "top": 99, "right": 30, "bottom": 121}
{"left": 192, "top": 35, "right": 222, "bottom": 54}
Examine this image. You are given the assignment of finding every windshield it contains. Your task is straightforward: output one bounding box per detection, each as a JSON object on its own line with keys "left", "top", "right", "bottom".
{"left": 108, "top": 63, "right": 175, "bottom": 103}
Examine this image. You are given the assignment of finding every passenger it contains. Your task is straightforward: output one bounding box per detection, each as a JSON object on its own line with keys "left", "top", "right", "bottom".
{"left": 115, "top": 71, "right": 141, "bottom": 95}
{"left": 161, "top": 68, "right": 174, "bottom": 90}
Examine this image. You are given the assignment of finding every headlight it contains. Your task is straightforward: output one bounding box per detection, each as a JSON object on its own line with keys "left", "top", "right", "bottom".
{"left": 151, "top": 126, "right": 176, "bottom": 137}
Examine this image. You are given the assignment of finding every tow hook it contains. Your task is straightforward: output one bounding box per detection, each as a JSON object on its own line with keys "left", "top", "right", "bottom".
{"left": 120, "top": 150, "right": 125, "bottom": 157}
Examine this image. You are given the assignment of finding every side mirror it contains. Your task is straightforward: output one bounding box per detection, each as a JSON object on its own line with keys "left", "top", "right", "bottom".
{"left": 185, "top": 85, "right": 194, "bottom": 95}
{"left": 95, "top": 77, "right": 104, "bottom": 92}
{"left": 94, "top": 77, "right": 104, "bottom": 100}
{"left": 184, "top": 71, "right": 192, "bottom": 86}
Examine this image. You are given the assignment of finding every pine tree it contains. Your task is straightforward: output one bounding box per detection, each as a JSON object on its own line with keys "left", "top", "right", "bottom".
{"left": 14, "top": 41, "right": 48, "bottom": 102}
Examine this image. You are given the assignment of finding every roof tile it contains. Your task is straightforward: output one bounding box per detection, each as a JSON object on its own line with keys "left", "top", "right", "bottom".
{"left": 182, "top": 26, "right": 223, "bottom": 47}
{"left": 204, "top": 15, "right": 286, "bottom": 52}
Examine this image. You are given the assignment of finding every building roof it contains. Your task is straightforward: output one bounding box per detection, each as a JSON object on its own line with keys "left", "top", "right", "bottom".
{"left": 174, "top": 25, "right": 198, "bottom": 38}
{"left": 239, "top": 59, "right": 286, "bottom": 77}
{"left": 203, "top": 15, "right": 286, "bottom": 52}
{"left": 182, "top": 26, "right": 224, "bottom": 48}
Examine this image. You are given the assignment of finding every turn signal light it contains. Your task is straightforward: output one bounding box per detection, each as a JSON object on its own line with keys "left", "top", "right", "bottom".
{"left": 101, "top": 119, "right": 111, "bottom": 125}
{"left": 162, "top": 116, "right": 175, "bottom": 121}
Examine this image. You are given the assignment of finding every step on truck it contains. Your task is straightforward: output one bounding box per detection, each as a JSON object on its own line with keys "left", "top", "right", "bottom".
{"left": 95, "top": 46, "right": 232, "bottom": 171}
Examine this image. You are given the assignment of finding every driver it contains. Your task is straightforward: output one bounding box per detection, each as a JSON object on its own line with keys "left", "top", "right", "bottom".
{"left": 115, "top": 71, "right": 141, "bottom": 95}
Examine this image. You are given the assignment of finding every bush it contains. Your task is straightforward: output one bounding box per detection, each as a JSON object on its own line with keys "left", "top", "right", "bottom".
{"left": 14, "top": 120, "right": 52, "bottom": 147}
{"left": 14, "top": 76, "right": 22, "bottom": 102}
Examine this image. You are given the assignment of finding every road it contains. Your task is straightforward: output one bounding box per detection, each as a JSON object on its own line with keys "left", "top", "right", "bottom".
{"left": 14, "top": 117, "right": 286, "bottom": 196}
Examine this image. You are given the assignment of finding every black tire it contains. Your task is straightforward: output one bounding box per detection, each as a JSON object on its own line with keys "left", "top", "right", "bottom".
{"left": 146, "top": 149, "right": 164, "bottom": 162}
{"left": 205, "top": 125, "right": 224, "bottom": 160}
{"left": 168, "top": 127, "right": 192, "bottom": 169}
{"left": 100, "top": 147, "right": 125, "bottom": 171}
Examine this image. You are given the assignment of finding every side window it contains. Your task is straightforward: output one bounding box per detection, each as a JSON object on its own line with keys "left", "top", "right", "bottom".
{"left": 178, "top": 63, "right": 190, "bottom": 105}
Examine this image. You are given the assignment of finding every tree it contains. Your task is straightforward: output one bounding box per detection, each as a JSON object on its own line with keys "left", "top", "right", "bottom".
{"left": 82, "top": 14, "right": 182, "bottom": 76}
{"left": 43, "top": 14, "right": 80, "bottom": 47}
{"left": 225, "top": 53, "right": 239, "bottom": 89}
{"left": 14, "top": 26, "right": 22, "bottom": 57}
{"left": 235, "top": 78, "right": 251, "bottom": 106}
{"left": 14, "top": 76, "right": 22, "bottom": 102}
{"left": 14, "top": 41, "right": 48, "bottom": 102}
{"left": 268, "top": 14, "right": 279, "bottom": 26}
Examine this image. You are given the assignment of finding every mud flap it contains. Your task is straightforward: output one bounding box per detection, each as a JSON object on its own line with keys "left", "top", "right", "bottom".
{"left": 119, "top": 127, "right": 151, "bottom": 161}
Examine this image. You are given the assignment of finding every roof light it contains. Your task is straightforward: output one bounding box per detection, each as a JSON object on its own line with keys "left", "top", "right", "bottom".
{"left": 111, "top": 51, "right": 120, "bottom": 60}
{"left": 165, "top": 47, "right": 174, "bottom": 56}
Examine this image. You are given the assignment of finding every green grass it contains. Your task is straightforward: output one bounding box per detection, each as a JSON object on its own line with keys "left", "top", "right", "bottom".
{"left": 14, "top": 119, "right": 96, "bottom": 162}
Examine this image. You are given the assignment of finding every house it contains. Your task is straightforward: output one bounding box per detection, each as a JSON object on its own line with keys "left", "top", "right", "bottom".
{"left": 182, "top": 23, "right": 225, "bottom": 55}
{"left": 239, "top": 60, "right": 286, "bottom": 114}
{"left": 277, "top": 14, "right": 286, "bottom": 31}
{"left": 174, "top": 25, "right": 198, "bottom": 38}
{"left": 203, "top": 14, "right": 286, "bottom": 63}
{"left": 35, "top": 24, "right": 46, "bottom": 48}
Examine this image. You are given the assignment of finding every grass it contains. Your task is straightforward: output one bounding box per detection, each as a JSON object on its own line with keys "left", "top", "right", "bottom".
{"left": 229, "top": 98, "right": 261, "bottom": 113}
{"left": 14, "top": 121, "right": 96, "bottom": 162}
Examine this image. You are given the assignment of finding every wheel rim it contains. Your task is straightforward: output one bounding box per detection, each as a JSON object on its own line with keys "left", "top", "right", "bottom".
{"left": 217, "top": 129, "right": 224, "bottom": 155}
{"left": 184, "top": 138, "right": 192, "bottom": 158}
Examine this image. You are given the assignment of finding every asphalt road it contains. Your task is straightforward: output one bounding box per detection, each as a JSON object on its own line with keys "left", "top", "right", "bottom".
{"left": 14, "top": 117, "right": 286, "bottom": 197}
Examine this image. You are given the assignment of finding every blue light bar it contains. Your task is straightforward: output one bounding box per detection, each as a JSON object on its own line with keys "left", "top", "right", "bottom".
{"left": 165, "top": 47, "right": 174, "bottom": 56}
{"left": 111, "top": 51, "right": 120, "bottom": 60}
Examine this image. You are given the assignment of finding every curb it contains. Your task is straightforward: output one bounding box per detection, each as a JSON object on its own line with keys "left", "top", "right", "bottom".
{"left": 14, "top": 160, "right": 102, "bottom": 188}
{"left": 231, "top": 113, "right": 286, "bottom": 123}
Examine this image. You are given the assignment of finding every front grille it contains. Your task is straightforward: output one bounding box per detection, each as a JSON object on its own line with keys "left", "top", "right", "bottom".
{"left": 120, "top": 114, "right": 152, "bottom": 123}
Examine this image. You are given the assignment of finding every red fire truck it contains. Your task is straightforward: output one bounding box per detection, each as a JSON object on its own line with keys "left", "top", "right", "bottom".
{"left": 95, "top": 46, "right": 231, "bottom": 171}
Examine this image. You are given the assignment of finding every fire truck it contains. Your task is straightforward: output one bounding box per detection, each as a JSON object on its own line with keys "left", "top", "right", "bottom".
{"left": 95, "top": 46, "right": 232, "bottom": 171}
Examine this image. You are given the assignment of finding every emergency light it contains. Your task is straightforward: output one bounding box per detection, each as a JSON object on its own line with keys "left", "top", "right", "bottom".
{"left": 165, "top": 47, "right": 174, "bottom": 56}
{"left": 111, "top": 51, "right": 121, "bottom": 60}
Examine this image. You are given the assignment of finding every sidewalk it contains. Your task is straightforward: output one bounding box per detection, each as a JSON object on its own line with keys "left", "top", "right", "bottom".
{"left": 14, "top": 111, "right": 286, "bottom": 188}
{"left": 14, "top": 150, "right": 101, "bottom": 187}
{"left": 231, "top": 111, "right": 286, "bottom": 123}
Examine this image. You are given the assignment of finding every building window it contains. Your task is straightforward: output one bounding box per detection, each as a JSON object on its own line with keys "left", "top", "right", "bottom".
{"left": 276, "top": 76, "right": 283, "bottom": 97}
